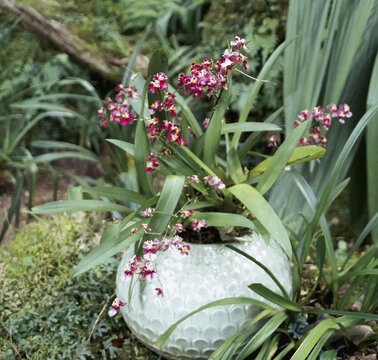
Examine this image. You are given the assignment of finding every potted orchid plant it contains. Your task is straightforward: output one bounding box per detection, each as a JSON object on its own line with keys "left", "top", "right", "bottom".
{"left": 32, "top": 36, "right": 352, "bottom": 359}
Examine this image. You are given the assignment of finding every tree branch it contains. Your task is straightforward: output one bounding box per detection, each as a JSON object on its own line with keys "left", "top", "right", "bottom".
{"left": 0, "top": 0, "right": 124, "bottom": 82}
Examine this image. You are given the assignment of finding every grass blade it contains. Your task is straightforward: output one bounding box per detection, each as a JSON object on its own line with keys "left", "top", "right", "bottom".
{"left": 249, "top": 145, "right": 325, "bottom": 177}
{"left": 290, "top": 318, "right": 339, "bottom": 360}
{"left": 255, "top": 121, "right": 308, "bottom": 195}
{"left": 239, "top": 106, "right": 286, "bottom": 161}
{"left": 367, "top": 54, "right": 378, "bottom": 243}
{"left": 193, "top": 212, "right": 256, "bottom": 232}
{"left": 235, "top": 311, "right": 288, "bottom": 360}
{"left": 32, "top": 200, "right": 133, "bottom": 215}
{"left": 227, "top": 244, "right": 289, "bottom": 299}
{"left": 228, "top": 184, "right": 291, "bottom": 257}
{"left": 204, "top": 77, "right": 231, "bottom": 166}
{"left": 82, "top": 186, "right": 148, "bottom": 204}
{"left": 248, "top": 284, "right": 300, "bottom": 311}
{"left": 155, "top": 297, "right": 275, "bottom": 348}
{"left": 32, "top": 151, "right": 99, "bottom": 163}
{"left": 342, "top": 213, "right": 378, "bottom": 269}
{"left": 106, "top": 139, "right": 134, "bottom": 156}
{"left": 221, "top": 123, "right": 281, "bottom": 134}
{"left": 73, "top": 224, "right": 143, "bottom": 276}
{"left": 227, "top": 147, "right": 245, "bottom": 184}
{"left": 144, "top": 175, "right": 185, "bottom": 239}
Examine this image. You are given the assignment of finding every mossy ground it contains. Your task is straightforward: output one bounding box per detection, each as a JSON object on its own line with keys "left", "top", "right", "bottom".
{"left": 0, "top": 214, "right": 158, "bottom": 359}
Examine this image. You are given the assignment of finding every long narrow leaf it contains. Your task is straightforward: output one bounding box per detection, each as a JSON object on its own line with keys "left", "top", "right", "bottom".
{"left": 222, "top": 122, "right": 281, "bottom": 134}
{"left": 193, "top": 212, "right": 256, "bottom": 232}
{"left": 135, "top": 119, "right": 154, "bottom": 196}
{"left": 209, "top": 309, "right": 276, "bottom": 360}
{"left": 249, "top": 145, "right": 325, "bottom": 177}
{"left": 73, "top": 225, "right": 143, "bottom": 276}
{"left": 343, "top": 213, "right": 378, "bottom": 270}
{"left": 155, "top": 297, "right": 275, "bottom": 348}
{"left": 248, "top": 284, "right": 300, "bottom": 311}
{"left": 235, "top": 312, "right": 288, "bottom": 360}
{"left": 227, "top": 147, "right": 245, "bottom": 184}
{"left": 306, "top": 309, "right": 378, "bottom": 322}
{"left": 106, "top": 139, "right": 134, "bottom": 156}
{"left": 32, "top": 200, "right": 133, "bottom": 215}
{"left": 204, "top": 77, "right": 231, "bottom": 166}
{"left": 239, "top": 106, "right": 286, "bottom": 160}
{"left": 256, "top": 121, "right": 308, "bottom": 195}
{"left": 227, "top": 245, "right": 289, "bottom": 299}
{"left": 290, "top": 318, "right": 339, "bottom": 360}
{"left": 367, "top": 54, "right": 378, "bottom": 243}
{"left": 82, "top": 186, "right": 148, "bottom": 204}
{"left": 306, "top": 329, "right": 335, "bottom": 360}
{"left": 145, "top": 175, "right": 185, "bottom": 239}
{"left": 177, "top": 145, "right": 217, "bottom": 177}
{"left": 228, "top": 184, "right": 291, "bottom": 257}
{"left": 32, "top": 151, "right": 98, "bottom": 163}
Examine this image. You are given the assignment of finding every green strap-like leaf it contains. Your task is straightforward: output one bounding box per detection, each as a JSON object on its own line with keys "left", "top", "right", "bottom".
{"left": 367, "top": 54, "right": 378, "bottom": 243}
{"left": 337, "top": 269, "right": 378, "bottom": 285}
{"left": 73, "top": 224, "right": 144, "bottom": 276}
{"left": 255, "top": 121, "right": 309, "bottom": 195}
{"left": 32, "top": 200, "right": 133, "bottom": 215}
{"left": 227, "top": 147, "right": 245, "bottom": 184}
{"left": 193, "top": 212, "right": 256, "bottom": 232}
{"left": 235, "top": 311, "right": 288, "bottom": 360}
{"left": 210, "top": 309, "right": 276, "bottom": 360}
{"left": 155, "top": 297, "right": 275, "bottom": 348}
{"left": 249, "top": 145, "right": 325, "bottom": 178}
{"left": 239, "top": 106, "right": 286, "bottom": 161}
{"left": 106, "top": 139, "right": 134, "bottom": 155}
{"left": 177, "top": 145, "right": 217, "bottom": 177}
{"left": 221, "top": 122, "right": 281, "bottom": 134}
{"left": 228, "top": 184, "right": 292, "bottom": 258}
{"left": 289, "top": 169, "right": 338, "bottom": 282}
{"left": 306, "top": 330, "right": 335, "bottom": 360}
{"left": 145, "top": 175, "right": 185, "bottom": 239}
{"left": 342, "top": 213, "right": 378, "bottom": 270}
{"left": 204, "top": 77, "right": 232, "bottom": 166}
{"left": 135, "top": 119, "right": 154, "bottom": 196}
{"left": 82, "top": 186, "right": 147, "bottom": 204}
{"left": 227, "top": 245, "right": 289, "bottom": 299}
{"left": 290, "top": 318, "right": 339, "bottom": 360}
{"left": 32, "top": 151, "right": 99, "bottom": 163}
{"left": 248, "top": 283, "right": 300, "bottom": 311}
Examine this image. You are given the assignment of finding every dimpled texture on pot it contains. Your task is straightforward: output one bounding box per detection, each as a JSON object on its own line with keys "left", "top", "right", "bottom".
{"left": 116, "top": 233, "right": 292, "bottom": 359}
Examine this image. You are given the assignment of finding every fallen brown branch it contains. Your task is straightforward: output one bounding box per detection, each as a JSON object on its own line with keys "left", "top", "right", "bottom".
{"left": 0, "top": 0, "right": 123, "bottom": 82}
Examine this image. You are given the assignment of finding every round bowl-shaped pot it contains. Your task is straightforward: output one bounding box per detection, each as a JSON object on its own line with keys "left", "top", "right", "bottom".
{"left": 116, "top": 233, "right": 292, "bottom": 359}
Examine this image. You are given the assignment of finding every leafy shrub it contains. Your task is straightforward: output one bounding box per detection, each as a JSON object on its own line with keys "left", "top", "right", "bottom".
{"left": 0, "top": 215, "right": 156, "bottom": 359}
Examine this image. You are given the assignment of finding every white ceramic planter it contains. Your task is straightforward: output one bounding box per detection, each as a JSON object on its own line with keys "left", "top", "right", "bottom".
{"left": 116, "top": 233, "right": 292, "bottom": 359}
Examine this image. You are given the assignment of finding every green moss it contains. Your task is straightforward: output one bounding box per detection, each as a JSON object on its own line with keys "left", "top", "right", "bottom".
{"left": 0, "top": 215, "right": 157, "bottom": 359}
